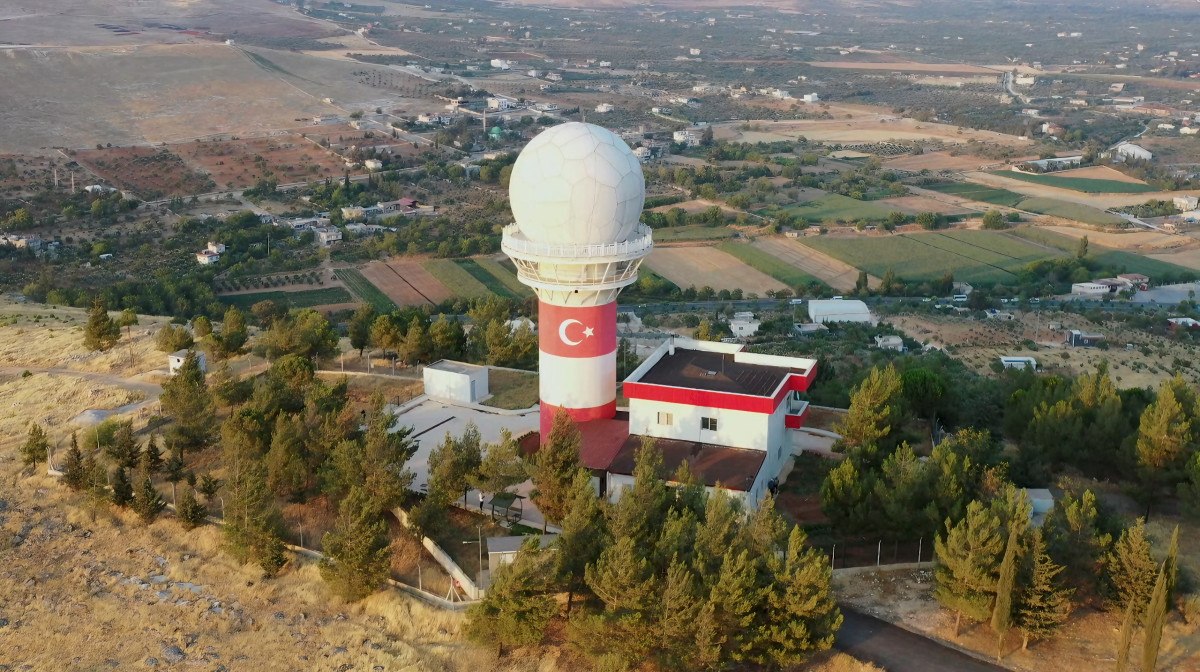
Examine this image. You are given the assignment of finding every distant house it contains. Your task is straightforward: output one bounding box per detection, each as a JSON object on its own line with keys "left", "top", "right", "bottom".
{"left": 313, "top": 226, "right": 342, "bottom": 246}
{"left": 1071, "top": 281, "right": 1115, "bottom": 296}
{"left": 82, "top": 185, "right": 117, "bottom": 195}
{"left": 1000, "top": 356, "right": 1038, "bottom": 370}
{"left": 363, "top": 159, "right": 383, "bottom": 171}
{"left": 545, "top": 72, "right": 563, "bottom": 82}
{"left": 195, "top": 250, "right": 220, "bottom": 265}
{"left": 673, "top": 130, "right": 700, "bottom": 147}
{"left": 873, "top": 335, "right": 904, "bottom": 352}
{"left": 1168, "top": 317, "right": 1200, "bottom": 330}
{"left": 633, "top": 146, "right": 653, "bottom": 162}
{"left": 1114, "top": 142, "right": 1153, "bottom": 162}
{"left": 379, "top": 197, "right": 418, "bottom": 212}
{"left": 340, "top": 206, "right": 366, "bottom": 221}
{"left": 1066, "top": 330, "right": 1105, "bottom": 347}
{"left": 1181, "top": 127, "right": 1199, "bottom": 136}
{"left": 489, "top": 58, "right": 512, "bottom": 70}
{"left": 595, "top": 103, "right": 615, "bottom": 113}
{"left": 168, "top": 349, "right": 206, "bottom": 375}
{"left": 486, "top": 96, "right": 511, "bottom": 111}
{"left": 802, "top": 93, "right": 820, "bottom": 103}
{"left": 1174, "top": 196, "right": 1200, "bottom": 211}
{"left": 729, "top": 312, "right": 761, "bottom": 338}
{"left": 0, "top": 234, "right": 43, "bottom": 252}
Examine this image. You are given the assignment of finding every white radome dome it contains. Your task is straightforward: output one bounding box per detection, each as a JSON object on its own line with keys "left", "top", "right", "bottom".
{"left": 508, "top": 122, "right": 645, "bottom": 246}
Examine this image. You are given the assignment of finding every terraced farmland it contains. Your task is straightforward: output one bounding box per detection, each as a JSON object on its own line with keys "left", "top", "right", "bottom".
{"left": 334, "top": 268, "right": 397, "bottom": 312}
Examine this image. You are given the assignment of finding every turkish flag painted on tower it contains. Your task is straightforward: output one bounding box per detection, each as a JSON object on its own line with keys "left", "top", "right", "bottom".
{"left": 537, "top": 301, "right": 617, "bottom": 359}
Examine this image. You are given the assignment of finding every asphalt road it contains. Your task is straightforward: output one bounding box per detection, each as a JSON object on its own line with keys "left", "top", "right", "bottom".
{"left": 835, "top": 608, "right": 1006, "bottom": 672}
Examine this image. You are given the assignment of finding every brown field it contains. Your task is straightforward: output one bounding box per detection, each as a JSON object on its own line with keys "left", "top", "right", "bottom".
{"left": 175, "top": 131, "right": 359, "bottom": 190}
{"left": 1051, "top": 165, "right": 1149, "bottom": 184}
{"left": 1038, "top": 225, "right": 1191, "bottom": 251}
{"left": 359, "top": 259, "right": 454, "bottom": 306}
{"left": 650, "top": 197, "right": 742, "bottom": 215}
{"left": 878, "top": 195, "right": 978, "bottom": 217}
{"left": 72, "top": 146, "right": 215, "bottom": 199}
{"left": 753, "top": 237, "right": 881, "bottom": 291}
{"left": 883, "top": 150, "right": 1010, "bottom": 172}
{"left": 645, "top": 246, "right": 788, "bottom": 294}
{"left": 714, "top": 112, "right": 1030, "bottom": 148}
{"left": 807, "top": 60, "right": 999, "bottom": 75}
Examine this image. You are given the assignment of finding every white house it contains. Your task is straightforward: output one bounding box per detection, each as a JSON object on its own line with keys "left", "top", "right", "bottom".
{"left": 616, "top": 340, "right": 817, "bottom": 507}
{"left": 489, "top": 58, "right": 512, "bottom": 70}
{"left": 689, "top": 47, "right": 701, "bottom": 56}
{"left": 206, "top": 242, "right": 225, "bottom": 255}
{"left": 673, "top": 130, "right": 700, "bottom": 147}
{"left": 874, "top": 335, "right": 904, "bottom": 351}
{"left": 807, "top": 299, "right": 874, "bottom": 324}
{"left": 729, "top": 312, "right": 761, "bottom": 338}
{"left": 1115, "top": 142, "right": 1153, "bottom": 162}
{"left": 1000, "top": 356, "right": 1038, "bottom": 370}
{"left": 423, "top": 360, "right": 489, "bottom": 405}
{"left": 1182, "top": 127, "right": 1199, "bottom": 136}
{"left": 363, "top": 159, "right": 383, "bottom": 171}
{"left": 195, "top": 250, "right": 220, "bottom": 265}
{"left": 486, "top": 97, "right": 511, "bottom": 111}
{"left": 594, "top": 103, "right": 615, "bottom": 113}
{"left": 802, "top": 93, "right": 820, "bottom": 103}
{"left": 168, "top": 349, "right": 207, "bottom": 375}
{"left": 340, "top": 206, "right": 366, "bottom": 221}
{"left": 1174, "top": 196, "right": 1200, "bottom": 211}
{"left": 633, "top": 146, "right": 653, "bottom": 162}
{"left": 313, "top": 226, "right": 342, "bottom": 246}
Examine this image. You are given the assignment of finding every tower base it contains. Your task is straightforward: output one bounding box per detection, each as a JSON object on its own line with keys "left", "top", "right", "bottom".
{"left": 539, "top": 400, "right": 617, "bottom": 439}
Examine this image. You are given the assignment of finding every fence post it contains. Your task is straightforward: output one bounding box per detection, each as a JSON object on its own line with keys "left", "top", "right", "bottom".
{"left": 831, "top": 544, "right": 836, "bottom": 570}
{"left": 917, "top": 537, "right": 923, "bottom": 564}
{"left": 876, "top": 540, "right": 881, "bottom": 567}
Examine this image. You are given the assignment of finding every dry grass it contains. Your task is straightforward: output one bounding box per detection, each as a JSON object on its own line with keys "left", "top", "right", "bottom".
{"left": 0, "top": 372, "right": 141, "bottom": 450}
{"left": 0, "top": 300, "right": 173, "bottom": 375}
{"left": 645, "top": 246, "right": 788, "bottom": 294}
{"left": 803, "top": 651, "right": 886, "bottom": 671}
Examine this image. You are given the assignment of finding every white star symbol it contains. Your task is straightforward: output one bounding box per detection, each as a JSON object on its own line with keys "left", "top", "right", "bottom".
{"left": 583, "top": 326, "right": 595, "bottom": 338}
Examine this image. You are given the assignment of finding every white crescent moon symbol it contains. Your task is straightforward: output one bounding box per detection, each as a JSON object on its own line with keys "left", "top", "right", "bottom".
{"left": 558, "top": 319, "right": 583, "bottom": 346}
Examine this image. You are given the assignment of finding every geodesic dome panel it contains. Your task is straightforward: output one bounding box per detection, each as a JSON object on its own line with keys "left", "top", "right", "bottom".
{"left": 509, "top": 122, "right": 645, "bottom": 246}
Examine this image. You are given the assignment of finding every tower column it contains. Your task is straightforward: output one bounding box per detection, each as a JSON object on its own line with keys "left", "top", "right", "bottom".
{"left": 537, "top": 300, "right": 618, "bottom": 435}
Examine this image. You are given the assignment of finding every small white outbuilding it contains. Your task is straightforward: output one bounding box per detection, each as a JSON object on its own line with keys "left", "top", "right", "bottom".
{"left": 423, "top": 360, "right": 490, "bottom": 405}
{"left": 807, "top": 299, "right": 874, "bottom": 324}
{"left": 168, "top": 349, "right": 207, "bottom": 375}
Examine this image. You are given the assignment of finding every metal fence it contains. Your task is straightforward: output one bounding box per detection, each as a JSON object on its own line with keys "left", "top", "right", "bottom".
{"left": 814, "top": 538, "right": 932, "bottom": 570}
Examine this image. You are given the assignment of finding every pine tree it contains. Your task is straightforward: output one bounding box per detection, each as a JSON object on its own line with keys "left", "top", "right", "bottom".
{"left": 266, "top": 413, "right": 308, "bottom": 501}
{"left": 110, "top": 467, "right": 134, "bottom": 507}
{"left": 1044, "top": 489, "right": 1111, "bottom": 596}
{"left": 217, "top": 305, "right": 248, "bottom": 357}
{"left": 465, "top": 538, "right": 556, "bottom": 656}
{"left": 427, "top": 423, "right": 483, "bottom": 503}
{"left": 160, "top": 352, "right": 215, "bottom": 449}
{"left": 347, "top": 304, "right": 376, "bottom": 356}
{"left": 704, "top": 549, "right": 761, "bottom": 663}
{"left": 176, "top": 486, "right": 209, "bottom": 530}
{"left": 83, "top": 297, "right": 120, "bottom": 351}
{"left": 62, "top": 433, "right": 86, "bottom": 490}
{"left": 655, "top": 557, "right": 702, "bottom": 669}
{"left": 555, "top": 469, "right": 608, "bottom": 613}
{"left": 607, "top": 439, "right": 670, "bottom": 544}
{"left": 198, "top": 473, "right": 221, "bottom": 503}
{"left": 1015, "top": 530, "right": 1073, "bottom": 650}
{"left": 222, "top": 411, "right": 287, "bottom": 575}
{"left": 319, "top": 486, "right": 391, "bottom": 601}
{"left": 529, "top": 409, "right": 582, "bottom": 527}
{"left": 834, "top": 363, "right": 903, "bottom": 450}
{"left": 141, "top": 435, "right": 163, "bottom": 474}
{"left": 935, "top": 500, "right": 1004, "bottom": 637}
{"left": 399, "top": 316, "right": 431, "bottom": 365}
{"left": 759, "top": 526, "right": 842, "bottom": 668}
{"left": 133, "top": 472, "right": 166, "bottom": 524}
{"left": 821, "top": 457, "right": 871, "bottom": 534}
{"left": 1135, "top": 379, "right": 1193, "bottom": 513}
{"left": 991, "top": 520, "right": 1022, "bottom": 658}
{"left": 1103, "top": 519, "right": 1157, "bottom": 614}
{"left": 105, "top": 421, "right": 139, "bottom": 469}
{"left": 1115, "top": 599, "right": 1136, "bottom": 672}
{"left": 20, "top": 423, "right": 49, "bottom": 466}
{"left": 429, "top": 313, "right": 466, "bottom": 360}
{"left": 1142, "top": 563, "right": 1170, "bottom": 672}
{"left": 84, "top": 454, "right": 109, "bottom": 522}
{"left": 163, "top": 449, "right": 186, "bottom": 507}
{"left": 1164, "top": 525, "right": 1180, "bottom": 601}
{"left": 1180, "top": 452, "right": 1200, "bottom": 520}
{"left": 474, "top": 429, "right": 527, "bottom": 495}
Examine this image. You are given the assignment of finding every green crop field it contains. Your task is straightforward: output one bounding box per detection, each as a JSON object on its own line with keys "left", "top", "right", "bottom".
{"left": 777, "top": 193, "right": 896, "bottom": 222}
{"left": 653, "top": 225, "right": 736, "bottom": 242}
{"left": 717, "top": 241, "right": 820, "bottom": 286}
{"left": 472, "top": 257, "right": 533, "bottom": 298}
{"left": 1015, "top": 197, "right": 1126, "bottom": 226}
{"left": 424, "top": 259, "right": 492, "bottom": 299}
{"left": 802, "top": 230, "right": 1062, "bottom": 284}
{"left": 334, "top": 268, "right": 397, "bottom": 313}
{"left": 454, "top": 259, "right": 524, "bottom": 300}
{"left": 923, "top": 182, "right": 1026, "bottom": 207}
{"left": 990, "top": 170, "right": 1156, "bottom": 194}
{"left": 1010, "top": 228, "right": 1198, "bottom": 279}
{"left": 219, "top": 287, "right": 354, "bottom": 311}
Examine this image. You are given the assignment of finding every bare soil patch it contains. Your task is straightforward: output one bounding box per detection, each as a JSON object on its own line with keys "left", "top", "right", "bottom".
{"left": 963, "top": 171, "right": 1200, "bottom": 209}
{"left": 176, "top": 131, "right": 358, "bottom": 190}
{"left": 752, "top": 237, "right": 880, "bottom": 291}
{"left": 1039, "top": 225, "right": 1192, "bottom": 251}
{"left": 883, "top": 151, "right": 1001, "bottom": 172}
{"left": 715, "top": 115, "right": 1029, "bottom": 148}
{"left": 645, "top": 246, "right": 787, "bottom": 294}
{"left": 360, "top": 259, "right": 454, "bottom": 307}
{"left": 649, "top": 197, "right": 742, "bottom": 216}
{"left": 1052, "top": 165, "right": 1149, "bottom": 184}
{"left": 808, "top": 61, "right": 999, "bottom": 75}
{"left": 879, "top": 195, "right": 977, "bottom": 217}
{"left": 73, "top": 146, "right": 215, "bottom": 198}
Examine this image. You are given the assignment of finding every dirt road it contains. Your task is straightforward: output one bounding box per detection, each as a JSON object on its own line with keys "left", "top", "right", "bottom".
{"left": 752, "top": 237, "right": 880, "bottom": 291}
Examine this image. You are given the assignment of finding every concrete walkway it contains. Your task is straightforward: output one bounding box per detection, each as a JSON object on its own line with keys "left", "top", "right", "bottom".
{"left": 835, "top": 608, "right": 1007, "bottom": 672}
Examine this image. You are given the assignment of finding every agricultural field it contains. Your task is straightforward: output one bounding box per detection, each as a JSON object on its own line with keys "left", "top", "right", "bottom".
{"left": 883, "top": 151, "right": 1003, "bottom": 172}
{"left": 992, "top": 170, "right": 1156, "bottom": 194}
{"left": 423, "top": 259, "right": 492, "bottom": 300}
{"left": 218, "top": 287, "right": 354, "bottom": 311}
{"left": 653, "top": 225, "right": 737, "bottom": 242}
{"left": 175, "top": 132, "right": 359, "bottom": 190}
{"left": 716, "top": 241, "right": 821, "bottom": 287}
{"left": 334, "top": 268, "right": 399, "bottom": 312}
{"left": 353, "top": 259, "right": 455, "bottom": 308}
{"left": 1014, "top": 197, "right": 1126, "bottom": 226}
{"left": 1050, "top": 165, "right": 1151, "bottom": 185}
{"left": 922, "top": 182, "right": 1025, "bottom": 207}
{"left": 802, "top": 230, "right": 1062, "bottom": 284}
{"left": 71, "top": 147, "right": 215, "bottom": 199}
{"left": 774, "top": 194, "right": 897, "bottom": 223}
{"left": 751, "top": 237, "right": 878, "bottom": 291}
{"left": 1009, "top": 228, "right": 1198, "bottom": 279}
{"left": 877, "top": 195, "right": 978, "bottom": 217}
{"left": 645, "top": 247, "right": 788, "bottom": 294}
{"left": 464, "top": 258, "right": 532, "bottom": 299}
{"left": 453, "top": 259, "right": 525, "bottom": 300}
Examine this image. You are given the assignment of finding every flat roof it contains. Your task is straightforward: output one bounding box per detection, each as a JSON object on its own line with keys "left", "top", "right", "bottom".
{"left": 634, "top": 348, "right": 797, "bottom": 397}
{"left": 609, "top": 435, "right": 765, "bottom": 492}
{"left": 426, "top": 360, "right": 486, "bottom": 375}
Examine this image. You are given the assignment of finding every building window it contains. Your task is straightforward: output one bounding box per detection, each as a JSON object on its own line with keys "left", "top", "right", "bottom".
{"left": 701, "top": 417, "right": 718, "bottom": 432}
{"left": 657, "top": 412, "right": 673, "bottom": 426}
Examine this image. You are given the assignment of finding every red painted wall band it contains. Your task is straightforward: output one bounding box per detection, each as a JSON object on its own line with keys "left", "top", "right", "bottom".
{"left": 539, "top": 400, "right": 618, "bottom": 438}
{"left": 538, "top": 301, "right": 617, "bottom": 358}
{"left": 624, "top": 365, "right": 818, "bottom": 414}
